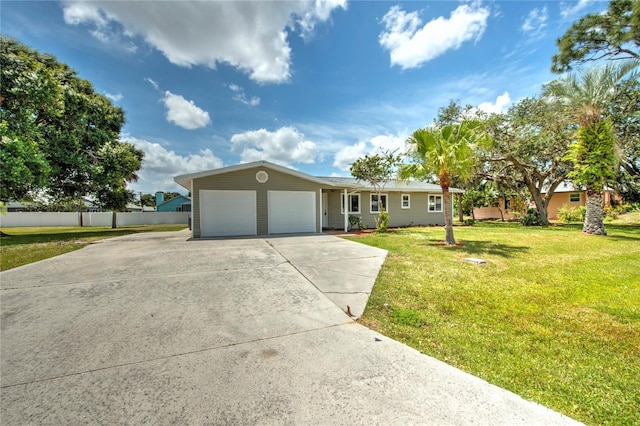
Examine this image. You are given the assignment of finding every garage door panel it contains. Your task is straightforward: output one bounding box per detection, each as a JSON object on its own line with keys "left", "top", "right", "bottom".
{"left": 200, "top": 190, "right": 256, "bottom": 237}
{"left": 269, "top": 191, "right": 316, "bottom": 234}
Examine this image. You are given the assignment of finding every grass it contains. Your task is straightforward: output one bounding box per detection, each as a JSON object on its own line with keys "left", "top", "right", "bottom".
{"left": 350, "top": 215, "right": 640, "bottom": 425}
{"left": 0, "top": 224, "right": 187, "bottom": 271}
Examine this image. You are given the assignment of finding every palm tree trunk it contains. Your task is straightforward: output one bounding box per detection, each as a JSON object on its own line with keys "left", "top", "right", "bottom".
{"left": 442, "top": 187, "right": 455, "bottom": 245}
{"left": 583, "top": 188, "right": 606, "bottom": 235}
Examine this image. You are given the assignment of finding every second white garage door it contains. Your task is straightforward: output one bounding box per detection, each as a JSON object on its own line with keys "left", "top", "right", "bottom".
{"left": 199, "top": 190, "right": 256, "bottom": 237}
{"left": 268, "top": 191, "right": 316, "bottom": 234}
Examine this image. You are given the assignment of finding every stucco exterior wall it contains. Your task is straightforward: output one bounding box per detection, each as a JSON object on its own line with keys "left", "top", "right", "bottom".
{"left": 546, "top": 192, "right": 584, "bottom": 219}
{"left": 191, "top": 167, "right": 322, "bottom": 237}
{"left": 324, "top": 190, "right": 450, "bottom": 229}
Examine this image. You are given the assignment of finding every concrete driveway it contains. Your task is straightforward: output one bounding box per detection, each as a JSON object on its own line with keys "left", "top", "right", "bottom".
{"left": 1, "top": 230, "right": 580, "bottom": 425}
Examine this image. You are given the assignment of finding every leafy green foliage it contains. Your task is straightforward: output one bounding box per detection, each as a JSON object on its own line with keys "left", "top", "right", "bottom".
{"left": 484, "top": 96, "right": 575, "bottom": 226}
{"left": 608, "top": 78, "right": 640, "bottom": 202}
{"left": 551, "top": 0, "right": 639, "bottom": 73}
{"left": 350, "top": 149, "right": 401, "bottom": 233}
{"left": 375, "top": 209, "right": 390, "bottom": 233}
{"left": 402, "top": 120, "right": 492, "bottom": 244}
{"left": 348, "top": 214, "right": 366, "bottom": 231}
{"left": 0, "top": 36, "right": 143, "bottom": 205}
{"left": 566, "top": 121, "right": 617, "bottom": 193}
{"left": 557, "top": 204, "right": 586, "bottom": 223}
{"left": 520, "top": 208, "right": 542, "bottom": 226}
{"left": 544, "top": 61, "right": 639, "bottom": 234}
{"left": 0, "top": 123, "right": 50, "bottom": 201}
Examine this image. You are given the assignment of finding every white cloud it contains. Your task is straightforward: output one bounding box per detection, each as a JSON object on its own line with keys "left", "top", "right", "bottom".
{"left": 227, "top": 83, "right": 260, "bottom": 107}
{"left": 379, "top": 3, "right": 490, "bottom": 69}
{"left": 162, "top": 91, "right": 211, "bottom": 130}
{"left": 145, "top": 77, "right": 159, "bottom": 90}
{"left": 230, "top": 127, "right": 318, "bottom": 166}
{"left": 104, "top": 92, "right": 123, "bottom": 102}
{"left": 560, "top": 0, "right": 591, "bottom": 19}
{"left": 124, "top": 136, "right": 224, "bottom": 193}
{"left": 477, "top": 91, "right": 511, "bottom": 114}
{"left": 298, "top": 0, "right": 348, "bottom": 39}
{"left": 333, "top": 134, "right": 408, "bottom": 171}
{"left": 521, "top": 7, "right": 547, "bottom": 35}
{"left": 61, "top": 0, "right": 345, "bottom": 84}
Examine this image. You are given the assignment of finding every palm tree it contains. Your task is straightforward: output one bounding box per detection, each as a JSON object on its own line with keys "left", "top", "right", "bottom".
{"left": 544, "top": 61, "right": 639, "bottom": 235}
{"left": 400, "top": 120, "right": 491, "bottom": 245}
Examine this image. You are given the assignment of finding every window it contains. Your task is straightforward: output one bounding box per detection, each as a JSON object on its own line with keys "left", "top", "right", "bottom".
{"left": 504, "top": 197, "right": 511, "bottom": 210}
{"left": 401, "top": 194, "right": 410, "bottom": 209}
{"left": 370, "top": 194, "right": 388, "bottom": 213}
{"left": 570, "top": 193, "right": 580, "bottom": 202}
{"left": 341, "top": 194, "right": 360, "bottom": 214}
{"left": 428, "top": 195, "right": 443, "bottom": 212}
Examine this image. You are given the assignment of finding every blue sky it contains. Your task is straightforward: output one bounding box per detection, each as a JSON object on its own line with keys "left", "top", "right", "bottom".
{"left": 2, "top": 0, "right": 607, "bottom": 195}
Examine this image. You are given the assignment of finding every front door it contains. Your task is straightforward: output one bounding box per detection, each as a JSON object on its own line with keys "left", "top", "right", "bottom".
{"left": 322, "top": 192, "right": 328, "bottom": 228}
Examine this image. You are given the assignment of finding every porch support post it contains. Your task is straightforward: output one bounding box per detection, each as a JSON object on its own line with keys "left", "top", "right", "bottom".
{"left": 318, "top": 188, "right": 322, "bottom": 233}
{"left": 344, "top": 188, "right": 348, "bottom": 232}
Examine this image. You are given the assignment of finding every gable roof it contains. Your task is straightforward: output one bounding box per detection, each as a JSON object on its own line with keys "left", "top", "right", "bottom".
{"left": 174, "top": 160, "right": 463, "bottom": 193}
{"left": 174, "top": 161, "right": 332, "bottom": 189}
{"left": 156, "top": 194, "right": 190, "bottom": 208}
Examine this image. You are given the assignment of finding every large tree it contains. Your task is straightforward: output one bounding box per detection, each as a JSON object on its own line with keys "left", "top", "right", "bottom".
{"left": 609, "top": 77, "right": 640, "bottom": 202}
{"left": 401, "top": 121, "right": 491, "bottom": 245}
{"left": 544, "top": 61, "right": 639, "bottom": 235}
{"left": 484, "top": 96, "right": 575, "bottom": 225}
{"left": 0, "top": 36, "right": 142, "bottom": 206}
{"left": 551, "top": 0, "right": 640, "bottom": 73}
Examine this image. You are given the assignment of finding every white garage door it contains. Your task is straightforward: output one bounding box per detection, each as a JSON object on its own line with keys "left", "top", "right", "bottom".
{"left": 268, "top": 191, "right": 316, "bottom": 234}
{"left": 199, "top": 190, "right": 256, "bottom": 237}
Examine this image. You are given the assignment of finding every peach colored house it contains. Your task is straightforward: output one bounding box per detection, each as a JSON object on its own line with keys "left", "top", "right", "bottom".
{"left": 473, "top": 182, "right": 618, "bottom": 221}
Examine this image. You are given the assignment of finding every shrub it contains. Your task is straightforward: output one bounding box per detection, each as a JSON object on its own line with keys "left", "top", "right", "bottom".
{"left": 375, "top": 209, "right": 390, "bottom": 233}
{"left": 520, "top": 208, "right": 542, "bottom": 226}
{"left": 348, "top": 215, "right": 366, "bottom": 231}
{"left": 557, "top": 204, "right": 586, "bottom": 223}
{"left": 464, "top": 218, "right": 476, "bottom": 226}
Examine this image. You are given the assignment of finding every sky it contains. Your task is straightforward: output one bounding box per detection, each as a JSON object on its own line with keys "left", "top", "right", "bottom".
{"left": 2, "top": 0, "right": 608, "bottom": 195}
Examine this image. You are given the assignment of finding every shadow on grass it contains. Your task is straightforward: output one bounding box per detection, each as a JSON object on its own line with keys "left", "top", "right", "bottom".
{"left": 0, "top": 229, "right": 144, "bottom": 247}
{"left": 450, "top": 240, "right": 530, "bottom": 258}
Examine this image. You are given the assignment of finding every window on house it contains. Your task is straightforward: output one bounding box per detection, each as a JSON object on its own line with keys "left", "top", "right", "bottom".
{"left": 370, "top": 194, "right": 388, "bottom": 213}
{"left": 570, "top": 193, "right": 580, "bottom": 202}
{"left": 401, "top": 194, "right": 410, "bottom": 209}
{"left": 341, "top": 194, "right": 360, "bottom": 214}
{"left": 428, "top": 195, "right": 443, "bottom": 212}
{"left": 504, "top": 197, "right": 511, "bottom": 210}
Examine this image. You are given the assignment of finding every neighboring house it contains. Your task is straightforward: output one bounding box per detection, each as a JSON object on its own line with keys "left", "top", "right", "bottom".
{"left": 174, "top": 160, "right": 463, "bottom": 238}
{"left": 473, "top": 181, "right": 619, "bottom": 220}
{"left": 156, "top": 195, "right": 191, "bottom": 212}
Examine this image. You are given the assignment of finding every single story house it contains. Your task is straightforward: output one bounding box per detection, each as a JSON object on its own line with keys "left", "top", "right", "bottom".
{"left": 156, "top": 194, "right": 191, "bottom": 212}
{"left": 174, "top": 161, "right": 462, "bottom": 238}
{"left": 473, "top": 182, "right": 619, "bottom": 221}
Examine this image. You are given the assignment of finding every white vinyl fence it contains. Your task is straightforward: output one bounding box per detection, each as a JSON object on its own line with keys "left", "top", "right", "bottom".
{"left": 0, "top": 212, "right": 190, "bottom": 228}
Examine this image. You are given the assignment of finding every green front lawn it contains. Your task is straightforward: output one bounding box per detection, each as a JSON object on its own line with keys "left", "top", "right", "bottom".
{"left": 0, "top": 225, "right": 187, "bottom": 271}
{"left": 352, "top": 219, "right": 639, "bottom": 425}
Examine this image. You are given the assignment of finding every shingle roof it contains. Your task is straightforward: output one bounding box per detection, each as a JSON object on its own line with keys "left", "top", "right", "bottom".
{"left": 175, "top": 160, "right": 463, "bottom": 193}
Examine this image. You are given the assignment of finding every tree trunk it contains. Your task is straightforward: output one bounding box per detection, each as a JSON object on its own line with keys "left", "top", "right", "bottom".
{"left": 583, "top": 188, "right": 606, "bottom": 235}
{"left": 111, "top": 211, "right": 117, "bottom": 229}
{"left": 530, "top": 193, "right": 550, "bottom": 226}
{"left": 442, "top": 187, "right": 455, "bottom": 245}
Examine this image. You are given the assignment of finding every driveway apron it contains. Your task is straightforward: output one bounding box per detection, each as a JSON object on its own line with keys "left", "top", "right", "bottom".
{"left": 0, "top": 230, "right": 580, "bottom": 425}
